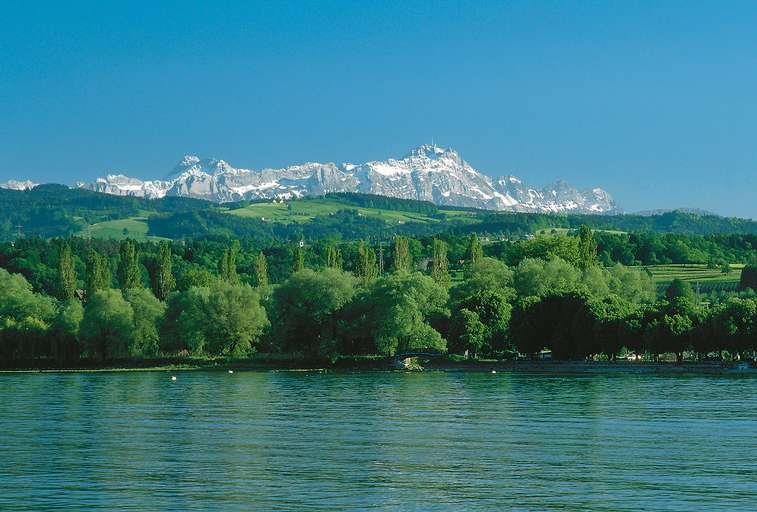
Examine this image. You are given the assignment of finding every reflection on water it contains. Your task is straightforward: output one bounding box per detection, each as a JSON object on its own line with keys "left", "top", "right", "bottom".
{"left": 0, "top": 370, "right": 756, "bottom": 511}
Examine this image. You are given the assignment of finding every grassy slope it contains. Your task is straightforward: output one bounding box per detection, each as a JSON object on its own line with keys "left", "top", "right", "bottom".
{"left": 80, "top": 217, "right": 168, "bottom": 241}
{"left": 226, "top": 198, "right": 476, "bottom": 225}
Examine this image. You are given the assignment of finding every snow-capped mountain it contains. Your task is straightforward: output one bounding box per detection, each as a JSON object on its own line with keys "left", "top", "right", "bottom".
{"left": 0, "top": 180, "right": 38, "bottom": 191}
{"left": 77, "top": 144, "right": 616, "bottom": 213}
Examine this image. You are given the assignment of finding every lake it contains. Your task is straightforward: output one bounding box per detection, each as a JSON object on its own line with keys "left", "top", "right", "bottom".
{"left": 0, "top": 370, "right": 755, "bottom": 511}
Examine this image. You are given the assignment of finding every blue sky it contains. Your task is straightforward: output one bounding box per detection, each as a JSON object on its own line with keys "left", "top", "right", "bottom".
{"left": 2, "top": 1, "right": 757, "bottom": 217}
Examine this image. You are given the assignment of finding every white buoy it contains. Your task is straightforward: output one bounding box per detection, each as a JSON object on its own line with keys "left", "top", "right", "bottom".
{"left": 228, "top": 370, "right": 234, "bottom": 374}
{"left": 171, "top": 375, "right": 177, "bottom": 381}
{"left": 491, "top": 370, "right": 497, "bottom": 374}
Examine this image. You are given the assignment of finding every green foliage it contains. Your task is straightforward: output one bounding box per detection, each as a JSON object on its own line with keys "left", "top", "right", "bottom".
{"left": 124, "top": 288, "right": 164, "bottom": 357}
{"left": 514, "top": 257, "right": 581, "bottom": 298}
{"left": 0, "top": 269, "right": 58, "bottom": 351}
{"left": 80, "top": 289, "right": 134, "bottom": 360}
{"left": 150, "top": 241, "right": 175, "bottom": 300}
{"left": 347, "top": 272, "right": 449, "bottom": 356}
{"left": 466, "top": 233, "right": 483, "bottom": 265}
{"left": 325, "top": 245, "right": 342, "bottom": 270}
{"left": 57, "top": 242, "right": 77, "bottom": 300}
{"left": 449, "top": 309, "right": 486, "bottom": 357}
{"left": 354, "top": 241, "right": 378, "bottom": 284}
{"left": 739, "top": 265, "right": 757, "bottom": 291}
{"left": 665, "top": 278, "right": 695, "bottom": 302}
{"left": 577, "top": 225, "right": 598, "bottom": 269}
{"left": 455, "top": 257, "right": 514, "bottom": 301}
{"left": 85, "top": 248, "right": 111, "bottom": 298}
{"left": 161, "top": 282, "right": 267, "bottom": 357}
{"left": 51, "top": 299, "right": 84, "bottom": 362}
{"left": 293, "top": 245, "right": 305, "bottom": 273}
{"left": 431, "top": 238, "right": 450, "bottom": 288}
{"left": 500, "top": 234, "right": 581, "bottom": 267}
{"left": 253, "top": 251, "right": 269, "bottom": 288}
{"left": 271, "top": 268, "right": 355, "bottom": 358}
{"left": 218, "top": 240, "right": 240, "bottom": 284}
{"left": 117, "top": 239, "right": 142, "bottom": 290}
{"left": 393, "top": 236, "right": 412, "bottom": 273}
{"left": 5, "top": 223, "right": 757, "bottom": 366}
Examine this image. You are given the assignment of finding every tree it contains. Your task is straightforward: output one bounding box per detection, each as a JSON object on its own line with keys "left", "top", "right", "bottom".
{"left": 449, "top": 308, "right": 487, "bottom": 358}
{"left": 85, "top": 248, "right": 110, "bottom": 299}
{"left": 271, "top": 269, "right": 355, "bottom": 358}
{"left": 294, "top": 245, "right": 305, "bottom": 272}
{"left": 162, "top": 282, "right": 268, "bottom": 356}
{"left": 124, "top": 288, "right": 165, "bottom": 357}
{"left": 253, "top": 251, "right": 269, "bottom": 288}
{"left": 57, "top": 242, "right": 77, "bottom": 300}
{"left": 577, "top": 225, "right": 598, "bottom": 269}
{"left": 739, "top": 265, "right": 757, "bottom": 291}
{"left": 354, "top": 241, "right": 378, "bottom": 284}
{"left": 80, "top": 289, "right": 134, "bottom": 360}
{"left": 513, "top": 257, "right": 580, "bottom": 298}
{"left": 665, "top": 278, "right": 694, "bottom": 302}
{"left": 151, "top": 241, "right": 175, "bottom": 300}
{"left": 454, "top": 289, "right": 512, "bottom": 354}
{"left": 176, "top": 263, "right": 215, "bottom": 291}
{"left": 117, "top": 239, "right": 141, "bottom": 290}
{"left": 454, "top": 257, "right": 515, "bottom": 301}
{"left": 52, "top": 299, "right": 84, "bottom": 362}
{"left": 393, "top": 236, "right": 412, "bottom": 273}
{"left": 218, "top": 241, "right": 240, "bottom": 284}
{"left": 348, "top": 273, "right": 449, "bottom": 356}
{"left": 466, "top": 233, "right": 484, "bottom": 265}
{"left": 0, "top": 269, "right": 57, "bottom": 362}
{"left": 431, "top": 238, "right": 450, "bottom": 288}
{"left": 325, "top": 245, "right": 342, "bottom": 270}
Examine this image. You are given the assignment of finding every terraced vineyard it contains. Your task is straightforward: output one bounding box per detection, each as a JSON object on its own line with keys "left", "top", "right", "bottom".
{"left": 643, "top": 263, "right": 743, "bottom": 293}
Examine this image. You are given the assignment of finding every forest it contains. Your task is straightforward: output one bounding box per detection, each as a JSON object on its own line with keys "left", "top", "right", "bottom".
{"left": 2, "top": 225, "right": 757, "bottom": 367}
{"left": 6, "top": 185, "right": 757, "bottom": 242}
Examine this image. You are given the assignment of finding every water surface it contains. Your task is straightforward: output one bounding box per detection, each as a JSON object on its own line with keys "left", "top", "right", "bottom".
{"left": 1, "top": 370, "right": 755, "bottom": 511}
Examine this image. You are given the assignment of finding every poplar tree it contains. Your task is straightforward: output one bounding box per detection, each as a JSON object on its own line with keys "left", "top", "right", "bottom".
{"left": 117, "top": 239, "right": 142, "bottom": 290}
{"left": 85, "top": 248, "right": 110, "bottom": 299}
{"left": 219, "top": 241, "right": 240, "bottom": 284}
{"left": 431, "top": 238, "right": 451, "bottom": 288}
{"left": 151, "top": 241, "right": 175, "bottom": 300}
{"left": 393, "top": 236, "right": 411, "bottom": 273}
{"left": 294, "top": 245, "right": 305, "bottom": 272}
{"left": 253, "top": 251, "right": 269, "bottom": 288}
{"left": 577, "top": 225, "right": 598, "bottom": 269}
{"left": 355, "top": 241, "right": 378, "bottom": 284}
{"left": 58, "top": 242, "right": 77, "bottom": 300}
{"left": 466, "top": 233, "right": 483, "bottom": 265}
{"left": 326, "top": 245, "right": 342, "bottom": 270}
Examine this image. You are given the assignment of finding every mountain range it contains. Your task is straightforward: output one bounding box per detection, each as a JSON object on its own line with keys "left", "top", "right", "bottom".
{"left": 2, "top": 145, "right": 617, "bottom": 214}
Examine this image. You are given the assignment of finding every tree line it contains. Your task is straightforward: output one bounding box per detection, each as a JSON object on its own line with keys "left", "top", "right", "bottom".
{"left": 2, "top": 228, "right": 757, "bottom": 366}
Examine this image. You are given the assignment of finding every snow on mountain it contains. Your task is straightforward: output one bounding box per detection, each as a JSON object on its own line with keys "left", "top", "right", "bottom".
{"left": 68, "top": 144, "right": 617, "bottom": 213}
{"left": 0, "top": 180, "right": 38, "bottom": 191}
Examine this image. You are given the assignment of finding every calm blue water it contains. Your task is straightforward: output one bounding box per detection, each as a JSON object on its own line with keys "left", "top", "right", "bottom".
{"left": 0, "top": 370, "right": 755, "bottom": 511}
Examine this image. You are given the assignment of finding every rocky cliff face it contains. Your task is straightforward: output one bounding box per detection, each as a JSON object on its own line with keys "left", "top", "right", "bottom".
{"left": 75, "top": 144, "right": 617, "bottom": 213}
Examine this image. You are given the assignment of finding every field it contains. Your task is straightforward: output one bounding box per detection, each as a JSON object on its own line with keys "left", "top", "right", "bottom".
{"left": 79, "top": 217, "right": 168, "bottom": 241}
{"left": 226, "top": 198, "right": 476, "bottom": 225}
{"left": 643, "top": 263, "right": 743, "bottom": 292}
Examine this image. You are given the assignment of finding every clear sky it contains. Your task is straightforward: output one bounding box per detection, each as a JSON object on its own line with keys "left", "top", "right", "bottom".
{"left": 2, "top": 1, "right": 757, "bottom": 217}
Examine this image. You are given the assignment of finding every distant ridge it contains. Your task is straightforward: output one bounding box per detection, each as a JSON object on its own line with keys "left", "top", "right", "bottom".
{"left": 634, "top": 208, "right": 720, "bottom": 218}
{"left": 56, "top": 144, "right": 617, "bottom": 214}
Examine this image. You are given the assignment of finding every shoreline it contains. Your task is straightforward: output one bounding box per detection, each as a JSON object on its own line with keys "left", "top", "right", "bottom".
{"left": 2, "top": 358, "right": 755, "bottom": 375}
